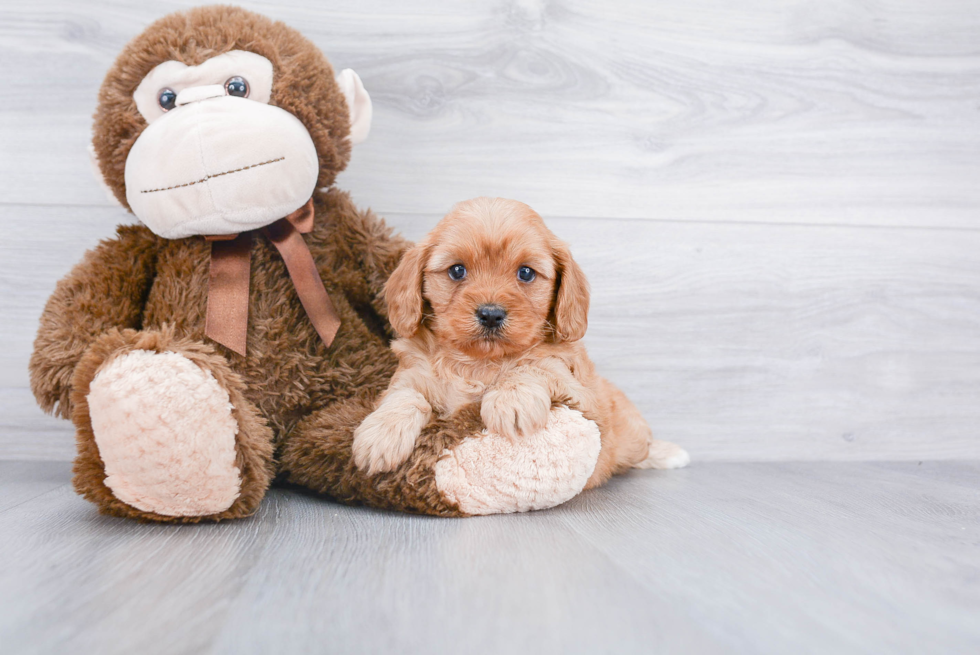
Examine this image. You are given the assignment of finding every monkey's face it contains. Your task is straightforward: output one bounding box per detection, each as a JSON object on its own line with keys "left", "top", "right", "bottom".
{"left": 91, "top": 7, "right": 371, "bottom": 239}
{"left": 126, "top": 50, "right": 326, "bottom": 238}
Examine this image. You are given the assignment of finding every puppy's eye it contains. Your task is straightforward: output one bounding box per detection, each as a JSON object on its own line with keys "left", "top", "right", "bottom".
{"left": 448, "top": 264, "right": 467, "bottom": 281}
{"left": 225, "top": 76, "right": 249, "bottom": 98}
{"left": 158, "top": 88, "right": 177, "bottom": 111}
{"left": 517, "top": 266, "right": 536, "bottom": 282}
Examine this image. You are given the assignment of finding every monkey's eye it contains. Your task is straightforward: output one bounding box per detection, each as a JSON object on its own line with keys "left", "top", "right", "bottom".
{"left": 448, "top": 264, "right": 467, "bottom": 281}
{"left": 517, "top": 266, "right": 536, "bottom": 282}
{"left": 158, "top": 88, "right": 177, "bottom": 112}
{"left": 225, "top": 76, "right": 249, "bottom": 98}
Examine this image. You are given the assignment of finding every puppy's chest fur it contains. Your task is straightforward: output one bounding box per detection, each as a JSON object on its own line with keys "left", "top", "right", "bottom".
{"left": 391, "top": 334, "right": 594, "bottom": 418}
{"left": 401, "top": 348, "right": 509, "bottom": 416}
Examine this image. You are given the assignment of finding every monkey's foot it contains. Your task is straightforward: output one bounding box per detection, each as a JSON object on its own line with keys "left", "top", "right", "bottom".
{"left": 86, "top": 349, "right": 243, "bottom": 517}
{"left": 434, "top": 406, "right": 601, "bottom": 515}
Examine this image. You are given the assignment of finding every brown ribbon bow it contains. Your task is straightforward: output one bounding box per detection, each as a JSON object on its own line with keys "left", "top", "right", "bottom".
{"left": 204, "top": 198, "right": 341, "bottom": 355}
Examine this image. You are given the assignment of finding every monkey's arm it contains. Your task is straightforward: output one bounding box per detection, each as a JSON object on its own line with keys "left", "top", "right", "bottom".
{"left": 29, "top": 224, "right": 160, "bottom": 418}
{"left": 319, "top": 191, "right": 410, "bottom": 326}
{"left": 351, "top": 207, "right": 409, "bottom": 324}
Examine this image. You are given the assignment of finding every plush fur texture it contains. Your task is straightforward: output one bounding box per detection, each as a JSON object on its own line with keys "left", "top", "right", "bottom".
{"left": 352, "top": 198, "right": 689, "bottom": 487}
{"left": 68, "top": 327, "right": 275, "bottom": 522}
{"left": 434, "top": 405, "right": 601, "bottom": 515}
{"left": 37, "top": 186, "right": 455, "bottom": 520}
{"left": 282, "top": 401, "right": 482, "bottom": 516}
{"left": 31, "top": 6, "right": 604, "bottom": 521}
{"left": 87, "top": 349, "right": 243, "bottom": 516}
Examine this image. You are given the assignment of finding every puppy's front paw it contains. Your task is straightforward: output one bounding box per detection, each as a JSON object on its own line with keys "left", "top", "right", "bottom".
{"left": 481, "top": 383, "right": 552, "bottom": 439}
{"left": 353, "top": 391, "right": 431, "bottom": 475}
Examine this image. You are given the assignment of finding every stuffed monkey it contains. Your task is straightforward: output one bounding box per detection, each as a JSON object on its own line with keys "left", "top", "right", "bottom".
{"left": 28, "top": 5, "right": 602, "bottom": 522}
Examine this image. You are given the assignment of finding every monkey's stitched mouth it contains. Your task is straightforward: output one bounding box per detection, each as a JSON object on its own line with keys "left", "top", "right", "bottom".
{"left": 140, "top": 156, "right": 285, "bottom": 194}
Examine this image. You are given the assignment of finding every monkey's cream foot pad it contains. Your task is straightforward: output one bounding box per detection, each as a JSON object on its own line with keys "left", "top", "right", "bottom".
{"left": 435, "top": 406, "right": 601, "bottom": 515}
{"left": 86, "top": 350, "right": 242, "bottom": 516}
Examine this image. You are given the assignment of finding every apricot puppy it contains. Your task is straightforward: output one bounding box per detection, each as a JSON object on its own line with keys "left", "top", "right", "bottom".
{"left": 352, "top": 197, "right": 689, "bottom": 485}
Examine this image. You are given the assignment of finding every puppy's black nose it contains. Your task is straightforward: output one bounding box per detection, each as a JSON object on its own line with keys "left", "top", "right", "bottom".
{"left": 476, "top": 304, "right": 507, "bottom": 330}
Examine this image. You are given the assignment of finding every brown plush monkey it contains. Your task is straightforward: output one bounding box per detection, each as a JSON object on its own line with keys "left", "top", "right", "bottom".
{"left": 29, "top": 5, "right": 602, "bottom": 522}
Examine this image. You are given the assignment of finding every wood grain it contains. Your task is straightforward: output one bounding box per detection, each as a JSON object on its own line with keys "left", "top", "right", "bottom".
{"left": 2, "top": 1, "right": 979, "bottom": 461}
{"left": 0, "top": 0, "right": 978, "bottom": 226}
{"left": 0, "top": 461, "right": 977, "bottom": 654}
{"left": 4, "top": 205, "right": 980, "bottom": 461}
{"left": 0, "top": 460, "right": 71, "bottom": 514}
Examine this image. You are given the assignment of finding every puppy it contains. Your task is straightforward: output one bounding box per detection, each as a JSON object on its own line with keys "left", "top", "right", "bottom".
{"left": 352, "top": 197, "right": 689, "bottom": 486}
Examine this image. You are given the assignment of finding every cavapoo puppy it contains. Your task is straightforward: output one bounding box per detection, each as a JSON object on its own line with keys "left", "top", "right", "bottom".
{"left": 352, "top": 197, "right": 689, "bottom": 486}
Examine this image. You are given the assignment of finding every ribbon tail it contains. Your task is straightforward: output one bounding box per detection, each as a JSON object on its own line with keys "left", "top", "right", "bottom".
{"left": 266, "top": 219, "right": 341, "bottom": 348}
{"left": 205, "top": 233, "right": 252, "bottom": 356}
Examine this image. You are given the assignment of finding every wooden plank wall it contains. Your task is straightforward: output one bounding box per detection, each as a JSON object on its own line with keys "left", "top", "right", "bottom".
{"left": 2, "top": 0, "right": 978, "bottom": 461}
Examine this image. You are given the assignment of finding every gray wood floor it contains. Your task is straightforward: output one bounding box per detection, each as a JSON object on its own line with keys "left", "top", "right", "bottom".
{"left": 1, "top": 459, "right": 978, "bottom": 654}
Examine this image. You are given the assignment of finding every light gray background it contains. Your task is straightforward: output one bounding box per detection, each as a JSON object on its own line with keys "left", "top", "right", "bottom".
{"left": 1, "top": 2, "right": 978, "bottom": 653}
{"left": 3, "top": 0, "right": 979, "bottom": 462}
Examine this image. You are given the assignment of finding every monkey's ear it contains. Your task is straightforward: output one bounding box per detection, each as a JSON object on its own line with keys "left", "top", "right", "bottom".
{"left": 385, "top": 244, "right": 427, "bottom": 338}
{"left": 87, "top": 140, "right": 122, "bottom": 207}
{"left": 335, "top": 69, "right": 372, "bottom": 145}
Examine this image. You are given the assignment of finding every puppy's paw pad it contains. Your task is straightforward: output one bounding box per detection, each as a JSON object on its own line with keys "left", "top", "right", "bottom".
{"left": 635, "top": 441, "right": 690, "bottom": 470}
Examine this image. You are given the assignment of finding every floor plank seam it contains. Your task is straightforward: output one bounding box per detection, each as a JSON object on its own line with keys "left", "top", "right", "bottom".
{"left": 0, "top": 483, "right": 72, "bottom": 516}
{"left": 3, "top": 201, "right": 980, "bottom": 234}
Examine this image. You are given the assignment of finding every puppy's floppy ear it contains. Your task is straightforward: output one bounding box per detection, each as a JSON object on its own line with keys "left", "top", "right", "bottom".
{"left": 549, "top": 239, "right": 590, "bottom": 343}
{"left": 385, "top": 244, "right": 427, "bottom": 338}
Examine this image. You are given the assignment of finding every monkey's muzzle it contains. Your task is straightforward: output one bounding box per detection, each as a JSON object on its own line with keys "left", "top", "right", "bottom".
{"left": 125, "top": 94, "right": 319, "bottom": 240}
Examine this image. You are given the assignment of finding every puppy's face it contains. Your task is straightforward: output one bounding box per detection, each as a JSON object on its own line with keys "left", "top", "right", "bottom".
{"left": 387, "top": 198, "right": 589, "bottom": 359}
{"left": 423, "top": 202, "right": 556, "bottom": 359}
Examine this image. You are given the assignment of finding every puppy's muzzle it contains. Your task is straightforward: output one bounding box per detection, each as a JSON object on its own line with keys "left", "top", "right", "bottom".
{"left": 476, "top": 304, "right": 507, "bottom": 331}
